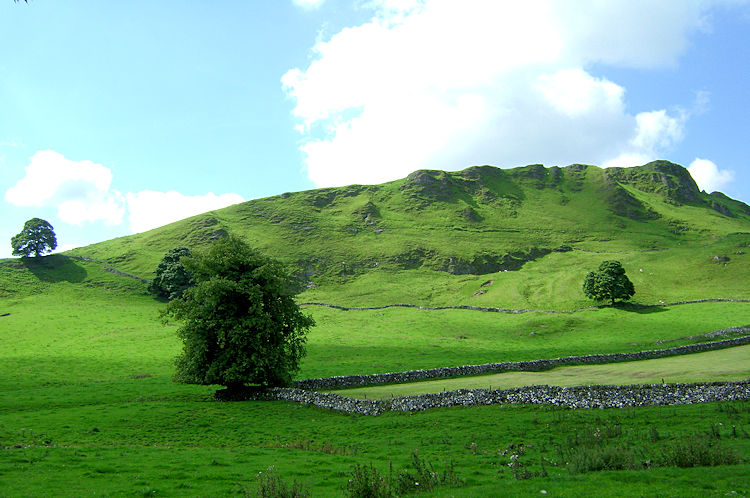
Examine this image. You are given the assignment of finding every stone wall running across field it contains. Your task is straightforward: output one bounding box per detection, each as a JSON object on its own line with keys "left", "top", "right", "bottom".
{"left": 220, "top": 381, "right": 750, "bottom": 416}
{"left": 299, "top": 298, "right": 750, "bottom": 315}
{"left": 293, "top": 333, "right": 750, "bottom": 391}
{"left": 215, "top": 333, "right": 750, "bottom": 415}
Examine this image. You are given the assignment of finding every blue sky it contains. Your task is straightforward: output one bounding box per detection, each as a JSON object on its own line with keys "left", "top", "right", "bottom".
{"left": 1, "top": 0, "right": 749, "bottom": 257}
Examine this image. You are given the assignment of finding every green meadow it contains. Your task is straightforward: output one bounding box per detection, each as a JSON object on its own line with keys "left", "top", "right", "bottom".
{"left": 331, "top": 345, "right": 750, "bottom": 400}
{"left": 1, "top": 254, "right": 749, "bottom": 496}
{"left": 2, "top": 162, "right": 750, "bottom": 495}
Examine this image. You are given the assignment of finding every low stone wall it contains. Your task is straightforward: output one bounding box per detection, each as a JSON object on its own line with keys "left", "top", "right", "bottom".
{"left": 231, "top": 381, "right": 750, "bottom": 416}
{"left": 299, "top": 298, "right": 750, "bottom": 315}
{"left": 294, "top": 333, "right": 750, "bottom": 391}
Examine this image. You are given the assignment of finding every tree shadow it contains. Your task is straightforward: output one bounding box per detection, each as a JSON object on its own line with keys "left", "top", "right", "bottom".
{"left": 22, "top": 254, "right": 87, "bottom": 283}
{"left": 614, "top": 302, "right": 667, "bottom": 314}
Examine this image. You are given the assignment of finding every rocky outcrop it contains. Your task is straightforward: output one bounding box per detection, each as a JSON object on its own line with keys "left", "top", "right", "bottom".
{"left": 435, "top": 248, "right": 552, "bottom": 275}
{"left": 604, "top": 160, "right": 701, "bottom": 205}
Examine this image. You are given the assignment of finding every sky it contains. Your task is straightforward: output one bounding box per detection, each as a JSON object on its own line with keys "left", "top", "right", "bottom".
{"left": 1, "top": 0, "right": 749, "bottom": 258}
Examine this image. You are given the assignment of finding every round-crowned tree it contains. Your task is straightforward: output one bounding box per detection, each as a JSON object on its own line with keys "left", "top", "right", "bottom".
{"left": 582, "top": 260, "right": 635, "bottom": 305}
{"left": 163, "top": 236, "right": 314, "bottom": 389}
{"left": 11, "top": 218, "right": 58, "bottom": 257}
{"left": 149, "top": 247, "right": 194, "bottom": 300}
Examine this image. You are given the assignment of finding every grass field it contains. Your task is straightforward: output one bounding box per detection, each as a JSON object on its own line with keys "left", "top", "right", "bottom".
{"left": 1, "top": 255, "right": 749, "bottom": 495}
{"left": 2, "top": 161, "right": 750, "bottom": 496}
{"left": 3, "top": 257, "right": 749, "bottom": 381}
{"left": 330, "top": 345, "right": 750, "bottom": 399}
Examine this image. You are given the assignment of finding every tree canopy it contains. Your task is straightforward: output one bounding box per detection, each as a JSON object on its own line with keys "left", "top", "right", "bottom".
{"left": 582, "top": 260, "right": 635, "bottom": 305}
{"left": 11, "top": 218, "right": 57, "bottom": 257}
{"left": 149, "top": 247, "right": 194, "bottom": 300}
{"left": 163, "top": 236, "right": 314, "bottom": 389}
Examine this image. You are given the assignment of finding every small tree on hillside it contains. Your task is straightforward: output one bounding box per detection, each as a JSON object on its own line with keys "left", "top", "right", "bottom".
{"left": 583, "top": 260, "right": 635, "bottom": 305}
{"left": 163, "top": 236, "right": 314, "bottom": 389}
{"left": 149, "top": 246, "right": 194, "bottom": 300}
{"left": 11, "top": 218, "right": 57, "bottom": 257}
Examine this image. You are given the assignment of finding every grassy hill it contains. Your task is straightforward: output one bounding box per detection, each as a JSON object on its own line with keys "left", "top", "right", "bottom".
{"left": 1, "top": 160, "right": 749, "bottom": 496}
{"left": 65, "top": 160, "right": 750, "bottom": 308}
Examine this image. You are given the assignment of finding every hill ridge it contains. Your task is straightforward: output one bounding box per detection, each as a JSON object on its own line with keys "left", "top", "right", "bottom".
{"left": 57, "top": 159, "right": 750, "bottom": 306}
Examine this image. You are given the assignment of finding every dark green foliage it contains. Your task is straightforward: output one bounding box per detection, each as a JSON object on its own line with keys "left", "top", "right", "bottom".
{"left": 254, "top": 467, "right": 311, "bottom": 498}
{"left": 164, "top": 236, "right": 314, "bottom": 388}
{"left": 565, "top": 444, "right": 637, "bottom": 474}
{"left": 392, "top": 452, "right": 463, "bottom": 494}
{"left": 344, "top": 453, "right": 463, "bottom": 497}
{"left": 149, "top": 247, "right": 193, "bottom": 300}
{"left": 344, "top": 464, "right": 392, "bottom": 497}
{"left": 582, "top": 260, "right": 635, "bottom": 305}
{"left": 661, "top": 433, "right": 740, "bottom": 468}
{"left": 11, "top": 218, "right": 57, "bottom": 257}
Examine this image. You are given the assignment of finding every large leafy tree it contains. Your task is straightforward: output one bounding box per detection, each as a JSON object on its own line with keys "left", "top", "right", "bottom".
{"left": 11, "top": 218, "right": 57, "bottom": 257}
{"left": 582, "top": 260, "right": 635, "bottom": 305}
{"left": 149, "top": 247, "right": 194, "bottom": 300}
{"left": 163, "top": 236, "right": 314, "bottom": 389}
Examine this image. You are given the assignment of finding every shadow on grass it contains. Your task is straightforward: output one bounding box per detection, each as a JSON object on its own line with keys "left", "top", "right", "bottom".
{"left": 613, "top": 302, "right": 667, "bottom": 314}
{"left": 22, "top": 254, "right": 87, "bottom": 283}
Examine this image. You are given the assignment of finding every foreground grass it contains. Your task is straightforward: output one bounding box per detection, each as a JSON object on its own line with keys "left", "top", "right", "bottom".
{"left": 331, "top": 345, "right": 750, "bottom": 400}
{"left": 1, "top": 257, "right": 749, "bottom": 495}
{"left": 2, "top": 382, "right": 749, "bottom": 496}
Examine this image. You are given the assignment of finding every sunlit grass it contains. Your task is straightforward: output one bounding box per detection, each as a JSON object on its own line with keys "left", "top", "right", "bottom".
{"left": 330, "top": 345, "right": 750, "bottom": 400}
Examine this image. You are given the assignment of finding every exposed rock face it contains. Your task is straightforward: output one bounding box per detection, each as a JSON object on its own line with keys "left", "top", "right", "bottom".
{"left": 601, "top": 183, "right": 660, "bottom": 221}
{"left": 401, "top": 170, "right": 457, "bottom": 201}
{"left": 706, "top": 191, "right": 748, "bottom": 217}
{"left": 461, "top": 206, "right": 481, "bottom": 222}
{"left": 353, "top": 201, "right": 381, "bottom": 224}
{"left": 711, "top": 201, "right": 734, "bottom": 217}
{"left": 436, "top": 248, "right": 552, "bottom": 275}
{"left": 603, "top": 160, "right": 701, "bottom": 204}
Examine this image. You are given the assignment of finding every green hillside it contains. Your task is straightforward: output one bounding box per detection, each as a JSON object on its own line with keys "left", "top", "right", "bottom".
{"left": 2, "top": 160, "right": 749, "bottom": 496}
{"left": 65, "top": 160, "right": 750, "bottom": 308}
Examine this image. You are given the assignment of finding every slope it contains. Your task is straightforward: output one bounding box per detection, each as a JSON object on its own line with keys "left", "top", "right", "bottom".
{"left": 59, "top": 160, "right": 750, "bottom": 309}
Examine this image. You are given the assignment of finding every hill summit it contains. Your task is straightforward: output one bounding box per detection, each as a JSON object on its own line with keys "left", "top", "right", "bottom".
{"left": 69, "top": 161, "right": 750, "bottom": 288}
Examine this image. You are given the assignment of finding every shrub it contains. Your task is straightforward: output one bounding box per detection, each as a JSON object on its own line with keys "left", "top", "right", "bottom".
{"left": 344, "top": 463, "right": 392, "bottom": 498}
{"left": 344, "top": 453, "right": 463, "bottom": 497}
{"left": 254, "top": 467, "right": 311, "bottom": 498}
{"left": 565, "top": 445, "right": 637, "bottom": 474}
{"left": 393, "top": 452, "right": 462, "bottom": 493}
{"left": 661, "top": 434, "right": 740, "bottom": 468}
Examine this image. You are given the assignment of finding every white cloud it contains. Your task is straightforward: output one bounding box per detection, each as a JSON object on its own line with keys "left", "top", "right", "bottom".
{"left": 283, "top": 0, "right": 729, "bottom": 187}
{"left": 631, "top": 110, "right": 685, "bottom": 151}
{"left": 5, "top": 150, "right": 125, "bottom": 225}
{"left": 292, "top": 0, "right": 326, "bottom": 10}
{"left": 688, "top": 158, "right": 734, "bottom": 193}
{"left": 603, "top": 109, "right": 686, "bottom": 168}
{"left": 535, "top": 69, "right": 625, "bottom": 118}
{"left": 4, "top": 150, "right": 245, "bottom": 234}
{"left": 126, "top": 190, "right": 244, "bottom": 233}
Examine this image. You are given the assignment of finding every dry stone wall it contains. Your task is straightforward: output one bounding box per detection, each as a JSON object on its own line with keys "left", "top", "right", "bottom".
{"left": 294, "top": 333, "right": 750, "bottom": 391}
{"left": 215, "top": 334, "right": 750, "bottom": 415}
{"left": 225, "top": 381, "right": 750, "bottom": 416}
